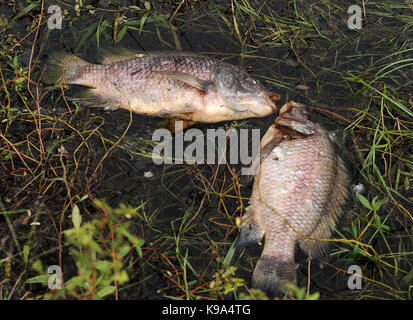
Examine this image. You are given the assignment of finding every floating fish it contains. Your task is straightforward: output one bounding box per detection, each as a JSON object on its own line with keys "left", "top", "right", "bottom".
{"left": 238, "top": 101, "right": 350, "bottom": 295}
{"left": 43, "top": 49, "right": 278, "bottom": 123}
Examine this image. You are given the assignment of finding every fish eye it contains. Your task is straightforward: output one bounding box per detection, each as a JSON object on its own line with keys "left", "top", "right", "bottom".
{"left": 248, "top": 78, "right": 261, "bottom": 89}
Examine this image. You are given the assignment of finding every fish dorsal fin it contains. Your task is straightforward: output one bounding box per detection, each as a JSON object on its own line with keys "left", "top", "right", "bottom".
{"left": 97, "top": 49, "right": 209, "bottom": 65}
{"left": 97, "top": 48, "right": 146, "bottom": 64}
{"left": 298, "top": 156, "right": 350, "bottom": 258}
{"left": 155, "top": 71, "right": 212, "bottom": 91}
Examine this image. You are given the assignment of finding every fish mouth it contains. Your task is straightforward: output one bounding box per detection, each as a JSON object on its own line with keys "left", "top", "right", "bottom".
{"left": 223, "top": 92, "right": 278, "bottom": 115}
{"left": 249, "top": 92, "right": 278, "bottom": 115}
{"left": 268, "top": 93, "right": 280, "bottom": 110}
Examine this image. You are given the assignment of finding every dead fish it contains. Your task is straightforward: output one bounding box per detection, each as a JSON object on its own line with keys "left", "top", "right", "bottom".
{"left": 43, "top": 49, "right": 278, "bottom": 123}
{"left": 238, "top": 101, "right": 349, "bottom": 295}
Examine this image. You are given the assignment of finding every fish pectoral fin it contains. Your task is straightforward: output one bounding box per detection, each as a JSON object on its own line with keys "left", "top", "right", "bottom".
{"left": 153, "top": 106, "right": 193, "bottom": 117}
{"left": 155, "top": 71, "right": 212, "bottom": 92}
{"left": 243, "top": 126, "right": 281, "bottom": 181}
{"left": 259, "top": 134, "right": 284, "bottom": 163}
{"left": 225, "top": 104, "right": 249, "bottom": 112}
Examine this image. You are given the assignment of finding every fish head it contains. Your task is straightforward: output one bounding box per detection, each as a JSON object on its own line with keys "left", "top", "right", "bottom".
{"left": 276, "top": 101, "right": 316, "bottom": 135}
{"left": 214, "top": 67, "right": 278, "bottom": 116}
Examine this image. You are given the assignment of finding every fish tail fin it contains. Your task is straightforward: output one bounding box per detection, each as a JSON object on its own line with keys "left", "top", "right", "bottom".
{"left": 236, "top": 206, "right": 264, "bottom": 248}
{"left": 43, "top": 51, "right": 90, "bottom": 84}
{"left": 252, "top": 256, "right": 296, "bottom": 296}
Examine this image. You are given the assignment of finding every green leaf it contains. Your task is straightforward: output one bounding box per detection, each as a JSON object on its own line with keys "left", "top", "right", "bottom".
{"left": 11, "top": 2, "right": 38, "bottom": 22}
{"left": 371, "top": 197, "right": 387, "bottom": 211}
{"left": 95, "top": 260, "right": 112, "bottom": 272}
{"left": 78, "top": 20, "right": 99, "bottom": 47}
{"left": 375, "top": 214, "right": 388, "bottom": 231}
{"left": 352, "top": 218, "right": 359, "bottom": 238}
{"left": 13, "top": 55, "right": 19, "bottom": 70}
{"left": 26, "top": 274, "right": 50, "bottom": 285}
{"left": 0, "top": 209, "right": 28, "bottom": 215}
{"left": 350, "top": 243, "right": 359, "bottom": 260}
{"left": 115, "top": 270, "right": 129, "bottom": 284}
{"left": 120, "top": 229, "right": 144, "bottom": 258}
{"left": 119, "top": 244, "right": 131, "bottom": 257}
{"left": 31, "top": 259, "right": 44, "bottom": 274}
{"left": 357, "top": 193, "right": 372, "bottom": 210}
{"left": 116, "top": 25, "right": 128, "bottom": 42}
{"left": 96, "top": 285, "right": 116, "bottom": 299}
{"left": 66, "top": 276, "right": 89, "bottom": 289}
{"left": 139, "top": 11, "right": 149, "bottom": 35}
{"left": 224, "top": 283, "right": 233, "bottom": 295}
{"left": 23, "top": 245, "right": 30, "bottom": 264}
{"left": 381, "top": 224, "right": 390, "bottom": 231}
{"left": 223, "top": 239, "right": 237, "bottom": 267}
{"left": 79, "top": 194, "right": 89, "bottom": 202}
{"left": 307, "top": 292, "right": 320, "bottom": 300}
{"left": 72, "top": 204, "right": 82, "bottom": 229}
{"left": 144, "top": 1, "right": 151, "bottom": 10}
{"left": 46, "top": 140, "right": 64, "bottom": 156}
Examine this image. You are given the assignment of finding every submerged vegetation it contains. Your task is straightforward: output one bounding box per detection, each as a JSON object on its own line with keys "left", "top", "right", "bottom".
{"left": 0, "top": 0, "right": 412, "bottom": 300}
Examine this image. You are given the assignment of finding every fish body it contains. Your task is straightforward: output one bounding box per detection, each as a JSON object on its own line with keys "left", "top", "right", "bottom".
{"left": 44, "top": 50, "right": 278, "bottom": 123}
{"left": 238, "top": 101, "right": 349, "bottom": 295}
